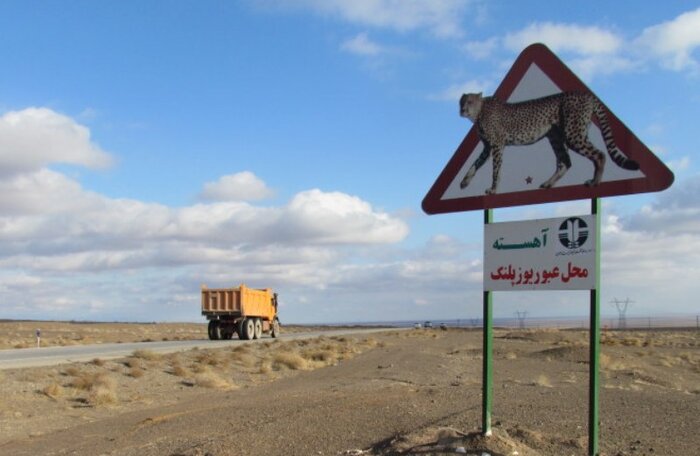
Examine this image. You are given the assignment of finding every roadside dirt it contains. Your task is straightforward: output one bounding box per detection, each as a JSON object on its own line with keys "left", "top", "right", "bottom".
{"left": 1, "top": 328, "right": 698, "bottom": 456}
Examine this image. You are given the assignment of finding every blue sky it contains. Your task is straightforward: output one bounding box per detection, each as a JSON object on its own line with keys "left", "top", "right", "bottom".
{"left": 0, "top": 0, "right": 698, "bottom": 323}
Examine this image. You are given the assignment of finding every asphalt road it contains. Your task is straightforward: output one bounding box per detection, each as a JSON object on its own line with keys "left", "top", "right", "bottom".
{"left": 0, "top": 327, "right": 403, "bottom": 370}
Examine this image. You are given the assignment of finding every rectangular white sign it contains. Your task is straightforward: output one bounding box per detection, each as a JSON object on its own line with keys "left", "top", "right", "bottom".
{"left": 484, "top": 215, "right": 596, "bottom": 291}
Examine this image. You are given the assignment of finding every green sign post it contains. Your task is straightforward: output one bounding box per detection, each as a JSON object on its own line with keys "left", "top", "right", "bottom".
{"left": 589, "top": 198, "right": 602, "bottom": 455}
{"left": 481, "top": 200, "right": 602, "bottom": 455}
{"left": 482, "top": 208, "right": 494, "bottom": 437}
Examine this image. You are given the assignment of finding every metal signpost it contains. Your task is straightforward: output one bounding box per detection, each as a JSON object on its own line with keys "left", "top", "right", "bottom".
{"left": 423, "top": 43, "right": 674, "bottom": 456}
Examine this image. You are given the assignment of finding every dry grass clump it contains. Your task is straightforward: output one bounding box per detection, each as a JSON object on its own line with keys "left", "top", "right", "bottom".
{"left": 91, "top": 358, "right": 105, "bottom": 366}
{"left": 69, "top": 371, "right": 116, "bottom": 392}
{"left": 258, "top": 360, "right": 273, "bottom": 375}
{"left": 195, "top": 350, "right": 227, "bottom": 367}
{"left": 602, "top": 333, "right": 648, "bottom": 347}
{"left": 64, "top": 369, "right": 119, "bottom": 406}
{"left": 171, "top": 364, "right": 190, "bottom": 377}
{"left": 230, "top": 351, "right": 258, "bottom": 368}
{"left": 303, "top": 348, "right": 338, "bottom": 364}
{"left": 128, "top": 367, "right": 145, "bottom": 378}
{"left": 533, "top": 374, "right": 553, "bottom": 388}
{"left": 64, "top": 366, "right": 81, "bottom": 377}
{"left": 190, "top": 362, "right": 209, "bottom": 374}
{"left": 132, "top": 349, "right": 161, "bottom": 361}
{"left": 88, "top": 385, "right": 118, "bottom": 406}
{"left": 600, "top": 353, "right": 631, "bottom": 371}
{"left": 42, "top": 382, "right": 64, "bottom": 399}
{"left": 124, "top": 357, "right": 144, "bottom": 369}
{"left": 272, "top": 352, "right": 310, "bottom": 371}
{"left": 194, "top": 371, "right": 234, "bottom": 390}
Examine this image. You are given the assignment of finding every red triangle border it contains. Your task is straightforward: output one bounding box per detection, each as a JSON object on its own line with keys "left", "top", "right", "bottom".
{"left": 422, "top": 43, "right": 674, "bottom": 215}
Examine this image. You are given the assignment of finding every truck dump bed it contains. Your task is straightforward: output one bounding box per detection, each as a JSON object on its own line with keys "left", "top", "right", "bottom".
{"left": 201, "top": 284, "right": 276, "bottom": 321}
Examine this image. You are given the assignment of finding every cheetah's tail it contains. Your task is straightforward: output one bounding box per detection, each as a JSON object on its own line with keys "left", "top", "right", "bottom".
{"left": 594, "top": 101, "right": 640, "bottom": 171}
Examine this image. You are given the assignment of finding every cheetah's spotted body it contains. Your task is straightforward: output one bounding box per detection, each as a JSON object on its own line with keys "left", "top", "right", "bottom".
{"left": 459, "top": 92, "right": 639, "bottom": 195}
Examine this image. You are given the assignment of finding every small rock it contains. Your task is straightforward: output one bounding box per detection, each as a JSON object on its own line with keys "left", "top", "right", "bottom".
{"left": 455, "top": 447, "right": 466, "bottom": 454}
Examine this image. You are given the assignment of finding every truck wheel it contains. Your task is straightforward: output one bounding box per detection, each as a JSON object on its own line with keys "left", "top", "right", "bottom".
{"left": 254, "top": 318, "right": 262, "bottom": 339}
{"left": 242, "top": 318, "right": 255, "bottom": 340}
{"left": 271, "top": 319, "right": 280, "bottom": 338}
{"left": 236, "top": 319, "right": 245, "bottom": 339}
{"left": 207, "top": 321, "right": 220, "bottom": 340}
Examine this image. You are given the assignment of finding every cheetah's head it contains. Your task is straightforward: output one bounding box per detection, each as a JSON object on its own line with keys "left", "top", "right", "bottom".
{"left": 459, "top": 93, "right": 483, "bottom": 121}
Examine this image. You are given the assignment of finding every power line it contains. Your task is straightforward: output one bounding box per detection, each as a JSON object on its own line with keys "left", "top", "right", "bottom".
{"left": 610, "top": 298, "right": 634, "bottom": 329}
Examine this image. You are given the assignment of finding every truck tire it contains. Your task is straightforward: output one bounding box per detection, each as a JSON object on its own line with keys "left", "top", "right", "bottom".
{"left": 271, "top": 318, "right": 280, "bottom": 338}
{"left": 254, "top": 318, "right": 262, "bottom": 339}
{"left": 207, "top": 321, "right": 220, "bottom": 340}
{"left": 241, "top": 318, "right": 255, "bottom": 340}
{"left": 221, "top": 325, "right": 234, "bottom": 340}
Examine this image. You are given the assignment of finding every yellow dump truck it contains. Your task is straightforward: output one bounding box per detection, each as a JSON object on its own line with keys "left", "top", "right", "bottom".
{"left": 201, "top": 284, "right": 280, "bottom": 340}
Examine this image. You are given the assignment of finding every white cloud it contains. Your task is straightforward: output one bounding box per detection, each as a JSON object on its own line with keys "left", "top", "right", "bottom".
{"left": 567, "top": 55, "right": 638, "bottom": 81}
{"left": 199, "top": 171, "right": 274, "bottom": 202}
{"left": 667, "top": 156, "right": 691, "bottom": 173}
{"left": 463, "top": 37, "right": 499, "bottom": 59}
{"left": 429, "top": 79, "right": 493, "bottom": 101}
{"left": 0, "top": 107, "right": 113, "bottom": 175}
{"left": 270, "top": 0, "right": 471, "bottom": 38}
{"left": 282, "top": 189, "right": 408, "bottom": 244}
{"left": 636, "top": 7, "right": 700, "bottom": 71}
{"left": 621, "top": 174, "right": 700, "bottom": 235}
{"left": 341, "top": 32, "right": 385, "bottom": 56}
{"left": 0, "top": 168, "right": 408, "bottom": 274}
{"left": 504, "top": 22, "right": 623, "bottom": 56}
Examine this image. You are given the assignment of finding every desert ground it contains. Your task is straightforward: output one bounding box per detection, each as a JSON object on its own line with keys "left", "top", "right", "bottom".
{"left": 0, "top": 322, "right": 698, "bottom": 455}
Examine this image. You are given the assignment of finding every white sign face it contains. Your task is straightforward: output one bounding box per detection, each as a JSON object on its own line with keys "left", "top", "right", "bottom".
{"left": 484, "top": 215, "right": 596, "bottom": 291}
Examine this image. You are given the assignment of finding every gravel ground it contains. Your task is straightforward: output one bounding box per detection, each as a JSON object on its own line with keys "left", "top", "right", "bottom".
{"left": 1, "top": 328, "right": 698, "bottom": 456}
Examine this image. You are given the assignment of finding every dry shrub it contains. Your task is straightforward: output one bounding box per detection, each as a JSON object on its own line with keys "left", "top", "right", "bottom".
{"left": 230, "top": 351, "right": 257, "bottom": 368}
{"left": 128, "top": 367, "right": 145, "bottom": 378}
{"left": 64, "top": 366, "right": 81, "bottom": 377}
{"left": 91, "top": 358, "right": 105, "bottom": 366}
{"left": 505, "top": 352, "right": 518, "bottom": 360}
{"left": 191, "top": 363, "right": 209, "bottom": 374}
{"left": 171, "top": 365, "right": 190, "bottom": 377}
{"left": 42, "top": 382, "right": 64, "bottom": 399}
{"left": 231, "top": 344, "right": 251, "bottom": 355}
{"left": 600, "top": 353, "right": 629, "bottom": 371}
{"left": 258, "top": 360, "right": 272, "bottom": 375}
{"left": 534, "top": 374, "right": 553, "bottom": 388}
{"left": 124, "top": 357, "right": 144, "bottom": 369}
{"left": 362, "top": 337, "right": 379, "bottom": 348}
{"left": 273, "top": 352, "right": 309, "bottom": 371}
{"left": 132, "top": 349, "right": 160, "bottom": 361}
{"left": 195, "top": 371, "right": 234, "bottom": 389}
{"left": 69, "top": 371, "right": 116, "bottom": 392}
{"left": 65, "top": 370, "right": 119, "bottom": 406}
{"left": 303, "top": 348, "right": 338, "bottom": 364}
{"left": 195, "top": 350, "right": 226, "bottom": 367}
{"left": 88, "top": 386, "right": 118, "bottom": 406}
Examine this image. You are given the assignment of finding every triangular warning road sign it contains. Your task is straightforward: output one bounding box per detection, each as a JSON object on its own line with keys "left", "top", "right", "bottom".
{"left": 422, "top": 43, "right": 674, "bottom": 215}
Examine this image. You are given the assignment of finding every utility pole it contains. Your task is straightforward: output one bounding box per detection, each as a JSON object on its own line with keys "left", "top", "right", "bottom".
{"left": 515, "top": 310, "right": 528, "bottom": 329}
{"left": 610, "top": 298, "right": 633, "bottom": 329}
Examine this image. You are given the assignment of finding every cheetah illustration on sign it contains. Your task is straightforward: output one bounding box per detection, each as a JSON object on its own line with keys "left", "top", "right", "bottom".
{"left": 458, "top": 92, "right": 640, "bottom": 195}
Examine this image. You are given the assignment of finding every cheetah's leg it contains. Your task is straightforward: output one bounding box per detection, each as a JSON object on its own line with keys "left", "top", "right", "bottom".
{"left": 567, "top": 137, "right": 605, "bottom": 187}
{"left": 540, "top": 127, "right": 572, "bottom": 189}
{"left": 460, "top": 143, "right": 491, "bottom": 189}
{"left": 486, "top": 145, "right": 504, "bottom": 195}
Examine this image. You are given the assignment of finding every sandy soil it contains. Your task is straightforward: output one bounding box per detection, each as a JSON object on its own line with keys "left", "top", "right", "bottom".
{"left": 0, "top": 327, "right": 698, "bottom": 456}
